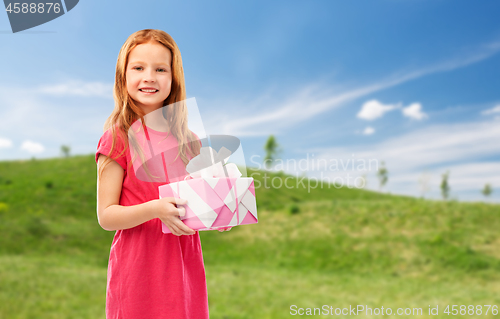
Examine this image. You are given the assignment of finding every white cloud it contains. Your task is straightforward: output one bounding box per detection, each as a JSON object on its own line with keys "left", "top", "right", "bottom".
{"left": 289, "top": 120, "right": 500, "bottom": 200}
{"left": 384, "top": 162, "right": 500, "bottom": 200}
{"left": 36, "top": 80, "right": 113, "bottom": 99}
{"left": 21, "top": 140, "right": 45, "bottom": 154}
{"left": 206, "top": 38, "right": 500, "bottom": 136}
{"left": 0, "top": 82, "right": 113, "bottom": 160}
{"left": 402, "top": 103, "right": 427, "bottom": 120}
{"left": 331, "top": 121, "right": 499, "bottom": 172}
{"left": 363, "top": 126, "right": 375, "bottom": 135}
{"left": 0, "top": 137, "right": 13, "bottom": 148}
{"left": 438, "top": 162, "right": 499, "bottom": 191}
{"left": 481, "top": 105, "right": 500, "bottom": 115}
{"left": 357, "top": 100, "right": 400, "bottom": 120}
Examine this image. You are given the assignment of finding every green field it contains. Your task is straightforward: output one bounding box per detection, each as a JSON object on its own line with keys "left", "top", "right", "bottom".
{"left": 0, "top": 155, "right": 499, "bottom": 318}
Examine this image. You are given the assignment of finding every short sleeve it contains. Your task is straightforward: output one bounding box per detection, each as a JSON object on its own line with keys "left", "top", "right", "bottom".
{"left": 95, "top": 127, "right": 127, "bottom": 171}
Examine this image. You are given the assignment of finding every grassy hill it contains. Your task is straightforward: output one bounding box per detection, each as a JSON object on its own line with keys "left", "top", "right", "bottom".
{"left": 0, "top": 154, "right": 499, "bottom": 318}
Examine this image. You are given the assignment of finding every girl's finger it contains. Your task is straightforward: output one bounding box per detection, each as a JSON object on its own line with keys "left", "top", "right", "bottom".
{"left": 166, "top": 221, "right": 182, "bottom": 236}
{"left": 173, "top": 219, "right": 195, "bottom": 235}
{"left": 171, "top": 197, "right": 187, "bottom": 206}
{"left": 217, "top": 226, "right": 232, "bottom": 232}
{"left": 177, "top": 206, "right": 186, "bottom": 217}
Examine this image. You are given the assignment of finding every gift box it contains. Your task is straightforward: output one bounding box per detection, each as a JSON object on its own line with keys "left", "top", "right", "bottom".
{"left": 158, "top": 176, "right": 258, "bottom": 233}
{"left": 158, "top": 146, "right": 258, "bottom": 233}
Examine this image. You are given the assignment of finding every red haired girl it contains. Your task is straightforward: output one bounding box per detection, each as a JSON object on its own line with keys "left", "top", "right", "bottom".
{"left": 96, "top": 29, "right": 208, "bottom": 319}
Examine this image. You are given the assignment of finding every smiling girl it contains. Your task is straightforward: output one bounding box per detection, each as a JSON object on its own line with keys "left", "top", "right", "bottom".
{"left": 95, "top": 29, "right": 209, "bottom": 319}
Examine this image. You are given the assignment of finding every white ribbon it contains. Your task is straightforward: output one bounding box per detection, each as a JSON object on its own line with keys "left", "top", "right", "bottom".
{"left": 186, "top": 146, "right": 242, "bottom": 179}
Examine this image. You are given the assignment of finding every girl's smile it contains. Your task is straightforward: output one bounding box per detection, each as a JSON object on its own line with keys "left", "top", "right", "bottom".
{"left": 139, "top": 87, "right": 159, "bottom": 95}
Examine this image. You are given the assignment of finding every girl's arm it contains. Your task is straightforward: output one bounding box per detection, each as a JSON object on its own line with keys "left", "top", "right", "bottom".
{"left": 96, "top": 154, "right": 195, "bottom": 236}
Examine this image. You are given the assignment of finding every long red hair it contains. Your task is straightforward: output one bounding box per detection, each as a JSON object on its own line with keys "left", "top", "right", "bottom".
{"left": 98, "top": 29, "right": 201, "bottom": 179}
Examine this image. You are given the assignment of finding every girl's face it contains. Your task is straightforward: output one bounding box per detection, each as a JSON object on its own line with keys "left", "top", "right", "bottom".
{"left": 126, "top": 41, "right": 172, "bottom": 115}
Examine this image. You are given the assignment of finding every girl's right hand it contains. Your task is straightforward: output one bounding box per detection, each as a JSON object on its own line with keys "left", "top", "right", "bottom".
{"left": 153, "top": 197, "right": 196, "bottom": 236}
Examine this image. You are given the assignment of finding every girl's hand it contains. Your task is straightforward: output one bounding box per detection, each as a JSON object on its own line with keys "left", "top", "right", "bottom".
{"left": 153, "top": 197, "right": 196, "bottom": 236}
{"left": 218, "top": 226, "right": 232, "bottom": 232}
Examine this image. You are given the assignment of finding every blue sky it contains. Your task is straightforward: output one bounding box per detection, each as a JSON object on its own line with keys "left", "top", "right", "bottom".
{"left": 0, "top": 0, "right": 499, "bottom": 202}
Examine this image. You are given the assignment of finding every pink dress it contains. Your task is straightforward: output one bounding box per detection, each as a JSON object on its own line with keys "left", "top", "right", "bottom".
{"left": 95, "top": 125, "right": 209, "bottom": 319}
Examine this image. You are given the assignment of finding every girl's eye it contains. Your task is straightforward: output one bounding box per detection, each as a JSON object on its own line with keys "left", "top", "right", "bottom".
{"left": 132, "top": 67, "right": 168, "bottom": 72}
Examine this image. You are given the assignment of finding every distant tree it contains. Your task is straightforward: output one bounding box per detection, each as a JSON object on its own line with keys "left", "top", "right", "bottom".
{"left": 359, "top": 174, "right": 367, "bottom": 189}
{"left": 440, "top": 171, "right": 450, "bottom": 200}
{"left": 418, "top": 171, "right": 431, "bottom": 198}
{"left": 482, "top": 183, "right": 493, "bottom": 199}
{"left": 263, "top": 135, "right": 281, "bottom": 169}
{"left": 377, "top": 161, "right": 388, "bottom": 191}
{"left": 61, "top": 145, "right": 71, "bottom": 158}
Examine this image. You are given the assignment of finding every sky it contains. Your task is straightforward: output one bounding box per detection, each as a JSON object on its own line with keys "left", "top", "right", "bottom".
{"left": 0, "top": 0, "right": 499, "bottom": 202}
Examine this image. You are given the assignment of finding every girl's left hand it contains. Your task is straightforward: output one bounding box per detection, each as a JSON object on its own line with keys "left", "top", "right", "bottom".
{"left": 218, "top": 226, "right": 232, "bottom": 232}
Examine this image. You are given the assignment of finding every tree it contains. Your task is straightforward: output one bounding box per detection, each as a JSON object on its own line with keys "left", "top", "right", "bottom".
{"left": 359, "top": 174, "right": 367, "bottom": 189}
{"left": 482, "top": 183, "right": 493, "bottom": 199}
{"left": 377, "top": 161, "right": 388, "bottom": 191}
{"left": 263, "top": 135, "right": 281, "bottom": 169}
{"left": 440, "top": 171, "right": 450, "bottom": 200}
{"left": 418, "top": 171, "right": 431, "bottom": 198}
{"left": 61, "top": 145, "right": 71, "bottom": 158}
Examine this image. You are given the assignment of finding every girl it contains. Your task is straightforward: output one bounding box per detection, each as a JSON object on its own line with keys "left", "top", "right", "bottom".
{"left": 96, "top": 29, "right": 213, "bottom": 319}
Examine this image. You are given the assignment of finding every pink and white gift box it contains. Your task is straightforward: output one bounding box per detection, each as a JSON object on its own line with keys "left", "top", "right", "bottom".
{"left": 158, "top": 177, "right": 258, "bottom": 233}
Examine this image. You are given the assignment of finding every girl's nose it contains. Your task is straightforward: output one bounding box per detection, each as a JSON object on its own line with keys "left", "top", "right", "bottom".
{"left": 143, "top": 68, "right": 156, "bottom": 82}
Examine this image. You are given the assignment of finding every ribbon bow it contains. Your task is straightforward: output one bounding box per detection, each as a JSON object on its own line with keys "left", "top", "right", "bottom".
{"left": 186, "top": 146, "right": 242, "bottom": 179}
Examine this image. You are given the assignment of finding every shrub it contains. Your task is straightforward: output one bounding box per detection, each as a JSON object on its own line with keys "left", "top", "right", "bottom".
{"left": 26, "top": 216, "right": 50, "bottom": 238}
{"left": 287, "top": 203, "right": 300, "bottom": 215}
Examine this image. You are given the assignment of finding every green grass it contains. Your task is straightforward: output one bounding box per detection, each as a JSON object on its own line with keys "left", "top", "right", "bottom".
{"left": 0, "top": 255, "right": 106, "bottom": 319}
{"left": 1, "top": 155, "right": 499, "bottom": 318}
